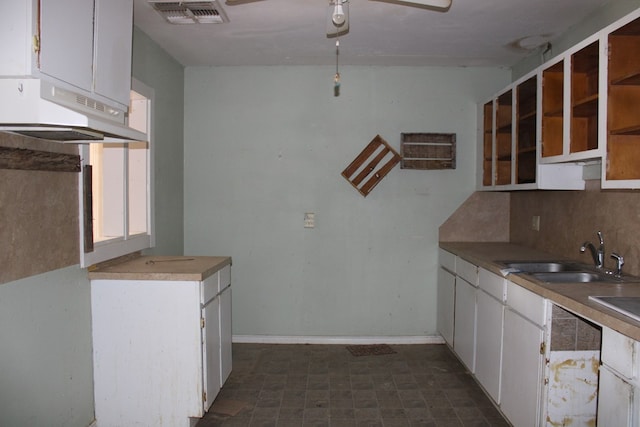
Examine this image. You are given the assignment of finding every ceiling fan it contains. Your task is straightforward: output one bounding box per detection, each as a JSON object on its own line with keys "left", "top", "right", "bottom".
{"left": 327, "top": 0, "right": 451, "bottom": 38}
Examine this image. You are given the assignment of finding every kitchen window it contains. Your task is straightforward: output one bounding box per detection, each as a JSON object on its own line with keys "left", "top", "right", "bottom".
{"left": 79, "top": 79, "right": 155, "bottom": 267}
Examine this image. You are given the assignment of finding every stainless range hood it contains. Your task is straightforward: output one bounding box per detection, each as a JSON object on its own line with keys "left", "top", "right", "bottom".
{"left": 0, "top": 79, "right": 146, "bottom": 143}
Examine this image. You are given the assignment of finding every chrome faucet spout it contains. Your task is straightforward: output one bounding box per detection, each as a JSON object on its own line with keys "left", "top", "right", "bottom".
{"left": 580, "top": 231, "right": 605, "bottom": 269}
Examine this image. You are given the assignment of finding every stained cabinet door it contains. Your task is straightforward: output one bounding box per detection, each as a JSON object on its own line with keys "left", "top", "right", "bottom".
{"left": 500, "top": 308, "right": 544, "bottom": 427}
{"left": 597, "top": 366, "right": 634, "bottom": 426}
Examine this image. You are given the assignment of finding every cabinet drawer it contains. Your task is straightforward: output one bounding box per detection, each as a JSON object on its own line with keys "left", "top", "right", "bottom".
{"left": 439, "top": 249, "right": 456, "bottom": 272}
{"left": 457, "top": 258, "right": 478, "bottom": 286}
{"left": 203, "top": 272, "right": 219, "bottom": 305}
{"left": 506, "top": 281, "right": 545, "bottom": 327}
{"left": 602, "top": 326, "right": 638, "bottom": 379}
{"left": 478, "top": 268, "right": 506, "bottom": 302}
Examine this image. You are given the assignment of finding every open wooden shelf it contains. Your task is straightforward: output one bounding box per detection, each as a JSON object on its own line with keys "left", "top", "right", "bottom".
{"left": 611, "top": 71, "right": 640, "bottom": 86}
{"left": 572, "top": 94, "right": 599, "bottom": 117}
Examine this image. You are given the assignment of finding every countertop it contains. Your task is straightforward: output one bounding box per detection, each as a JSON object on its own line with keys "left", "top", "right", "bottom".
{"left": 440, "top": 242, "right": 640, "bottom": 341}
{"left": 88, "top": 255, "right": 231, "bottom": 282}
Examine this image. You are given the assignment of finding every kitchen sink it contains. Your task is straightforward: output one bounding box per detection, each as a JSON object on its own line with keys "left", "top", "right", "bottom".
{"left": 498, "top": 260, "right": 585, "bottom": 273}
{"left": 532, "top": 271, "right": 619, "bottom": 283}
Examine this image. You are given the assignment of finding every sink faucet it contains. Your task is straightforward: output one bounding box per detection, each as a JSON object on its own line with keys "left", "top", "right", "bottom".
{"left": 611, "top": 252, "right": 625, "bottom": 277}
{"left": 580, "top": 231, "right": 605, "bottom": 269}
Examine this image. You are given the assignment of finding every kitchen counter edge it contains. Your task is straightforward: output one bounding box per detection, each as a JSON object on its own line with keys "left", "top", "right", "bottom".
{"left": 88, "top": 256, "right": 232, "bottom": 282}
{"left": 440, "top": 242, "right": 640, "bottom": 342}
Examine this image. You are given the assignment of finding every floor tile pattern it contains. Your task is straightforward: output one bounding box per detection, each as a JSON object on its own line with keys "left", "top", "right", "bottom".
{"left": 196, "top": 343, "right": 511, "bottom": 427}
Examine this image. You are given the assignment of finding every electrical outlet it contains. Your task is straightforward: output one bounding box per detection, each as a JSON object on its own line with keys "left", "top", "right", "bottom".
{"left": 531, "top": 215, "right": 540, "bottom": 231}
{"left": 304, "top": 212, "right": 315, "bottom": 228}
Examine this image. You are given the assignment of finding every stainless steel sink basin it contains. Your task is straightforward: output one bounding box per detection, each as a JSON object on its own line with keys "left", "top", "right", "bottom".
{"left": 532, "top": 271, "right": 619, "bottom": 283}
{"left": 498, "top": 261, "right": 585, "bottom": 273}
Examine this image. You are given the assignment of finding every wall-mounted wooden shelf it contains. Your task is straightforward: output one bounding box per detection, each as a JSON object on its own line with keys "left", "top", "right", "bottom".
{"left": 341, "top": 135, "right": 401, "bottom": 197}
{"left": 400, "top": 133, "right": 456, "bottom": 170}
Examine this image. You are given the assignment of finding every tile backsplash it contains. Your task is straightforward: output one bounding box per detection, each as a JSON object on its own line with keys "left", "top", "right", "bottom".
{"left": 510, "top": 182, "right": 640, "bottom": 277}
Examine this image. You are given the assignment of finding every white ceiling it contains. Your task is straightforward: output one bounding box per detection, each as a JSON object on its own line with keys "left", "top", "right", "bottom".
{"left": 133, "top": 0, "right": 612, "bottom": 67}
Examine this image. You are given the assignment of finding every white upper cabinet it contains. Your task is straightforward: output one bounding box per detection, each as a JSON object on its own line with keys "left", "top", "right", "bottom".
{"left": 478, "top": 70, "right": 584, "bottom": 191}
{"left": 602, "top": 9, "right": 640, "bottom": 189}
{"left": 540, "top": 34, "right": 605, "bottom": 163}
{"left": 480, "top": 6, "right": 640, "bottom": 190}
{"left": 0, "top": 0, "right": 134, "bottom": 110}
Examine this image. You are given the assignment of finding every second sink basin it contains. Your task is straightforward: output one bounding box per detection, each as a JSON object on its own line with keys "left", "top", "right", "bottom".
{"left": 532, "top": 271, "right": 618, "bottom": 283}
{"left": 499, "top": 261, "right": 584, "bottom": 273}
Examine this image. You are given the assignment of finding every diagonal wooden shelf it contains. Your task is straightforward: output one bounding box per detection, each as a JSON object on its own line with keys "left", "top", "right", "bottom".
{"left": 341, "top": 135, "right": 401, "bottom": 197}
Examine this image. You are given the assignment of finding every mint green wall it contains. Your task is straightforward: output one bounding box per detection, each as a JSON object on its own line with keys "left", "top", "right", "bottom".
{"left": 0, "top": 267, "right": 94, "bottom": 427}
{"left": 133, "top": 27, "right": 186, "bottom": 256}
{"left": 183, "top": 66, "right": 509, "bottom": 338}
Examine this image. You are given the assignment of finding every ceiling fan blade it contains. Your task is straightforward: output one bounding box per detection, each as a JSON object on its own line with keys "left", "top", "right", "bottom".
{"left": 370, "top": 0, "right": 452, "bottom": 11}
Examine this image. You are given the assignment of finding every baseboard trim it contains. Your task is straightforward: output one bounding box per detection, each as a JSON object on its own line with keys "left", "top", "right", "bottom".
{"left": 232, "top": 335, "right": 445, "bottom": 345}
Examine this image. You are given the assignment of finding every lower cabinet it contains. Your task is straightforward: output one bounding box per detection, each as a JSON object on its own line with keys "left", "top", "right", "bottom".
{"left": 501, "top": 308, "right": 545, "bottom": 427}
{"left": 437, "top": 265, "right": 455, "bottom": 346}
{"left": 475, "top": 268, "right": 505, "bottom": 404}
{"left": 598, "top": 326, "right": 640, "bottom": 426}
{"left": 91, "top": 265, "right": 232, "bottom": 427}
{"left": 453, "top": 276, "right": 477, "bottom": 372}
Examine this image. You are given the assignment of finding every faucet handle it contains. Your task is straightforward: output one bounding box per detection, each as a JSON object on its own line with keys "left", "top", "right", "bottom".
{"left": 611, "top": 252, "right": 625, "bottom": 277}
{"left": 597, "top": 231, "right": 604, "bottom": 246}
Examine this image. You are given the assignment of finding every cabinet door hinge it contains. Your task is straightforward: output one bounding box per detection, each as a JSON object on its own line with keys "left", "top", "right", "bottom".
{"left": 201, "top": 318, "right": 205, "bottom": 328}
{"left": 203, "top": 391, "right": 207, "bottom": 402}
{"left": 540, "top": 342, "right": 546, "bottom": 355}
{"left": 32, "top": 34, "right": 40, "bottom": 54}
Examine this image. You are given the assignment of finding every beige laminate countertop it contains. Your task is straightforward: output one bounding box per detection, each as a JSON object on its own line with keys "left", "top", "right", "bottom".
{"left": 440, "top": 242, "right": 640, "bottom": 341}
{"left": 88, "top": 256, "right": 231, "bottom": 282}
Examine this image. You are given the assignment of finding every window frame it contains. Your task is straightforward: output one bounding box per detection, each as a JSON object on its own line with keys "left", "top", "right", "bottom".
{"left": 78, "top": 78, "right": 155, "bottom": 267}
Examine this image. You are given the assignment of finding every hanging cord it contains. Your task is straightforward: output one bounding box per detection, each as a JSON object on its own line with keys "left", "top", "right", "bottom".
{"left": 334, "top": 38, "right": 341, "bottom": 97}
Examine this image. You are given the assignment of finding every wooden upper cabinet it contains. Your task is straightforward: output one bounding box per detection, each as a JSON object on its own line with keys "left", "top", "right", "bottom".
{"left": 482, "top": 101, "right": 494, "bottom": 187}
{"left": 542, "top": 60, "right": 564, "bottom": 158}
{"left": 516, "top": 76, "right": 537, "bottom": 184}
{"left": 570, "top": 40, "right": 600, "bottom": 154}
{"left": 495, "top": 90, "right": 513, "bottom": 186}
{"left": 605, "top": 14, "right": 640, "bottom": 186}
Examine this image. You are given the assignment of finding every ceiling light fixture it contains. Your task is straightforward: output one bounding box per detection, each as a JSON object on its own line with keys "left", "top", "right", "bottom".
{"left": 326, "top": 0, "right": 349, "bottom": 38}
{"left": 332, "top": 0, "right": 346, "bottom": 26}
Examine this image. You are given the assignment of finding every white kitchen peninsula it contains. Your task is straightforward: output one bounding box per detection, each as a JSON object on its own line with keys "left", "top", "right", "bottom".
{"left": 89, "top": 255, "right": 232, "bottom": 427}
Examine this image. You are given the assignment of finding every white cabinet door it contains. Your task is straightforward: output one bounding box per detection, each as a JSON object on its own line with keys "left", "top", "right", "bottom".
{"left": 454, "top": 277, "right": 476, "bottom": 372}
{"left": 220, "top": 287, "right": 233, "bottom": 385}
{"left": 597, "top": 365, "right": 634, "bottom": 427}
{"left": 94, "top": 0, "right": 134, "bottom": 106}
{"left": 475, "top": 289, "right": 503, "bottom": 404}
{"left": 203, "top": 294, "right": 221, "bottom": 410}
{"left": 501, "top": 308, "right": 544, "bottom": 427}
{"left": 437, "top": 266, "right": 455, "bottom": 346}
{"left": 39, "top": 0, "right": 94, "bottom": 91}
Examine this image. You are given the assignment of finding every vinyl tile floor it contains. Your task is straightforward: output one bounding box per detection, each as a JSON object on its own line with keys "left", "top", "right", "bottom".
{"left": 195, "top": 343, "right": 511, "bottom": 427}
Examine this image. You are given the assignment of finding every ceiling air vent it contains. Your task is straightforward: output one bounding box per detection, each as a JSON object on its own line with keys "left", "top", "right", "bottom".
{"left": 149, "top": 1, "right": 229, "bottom": 24}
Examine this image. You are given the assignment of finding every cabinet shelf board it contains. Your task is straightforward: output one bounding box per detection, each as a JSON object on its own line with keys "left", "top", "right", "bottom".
{"left": 519, "top": 110, "right": 537, "bottom": 122}
{"left": 610, "top": 125, "right": 640, "bottom": 136}
{"left": 611, "top": 71, "right": 640, "bottom": 86}
{"left": 572, "top": 94, "right": 598, "bottom": 117}
{"left": 544, "top": 108, "right": 563, "bottom": 118}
